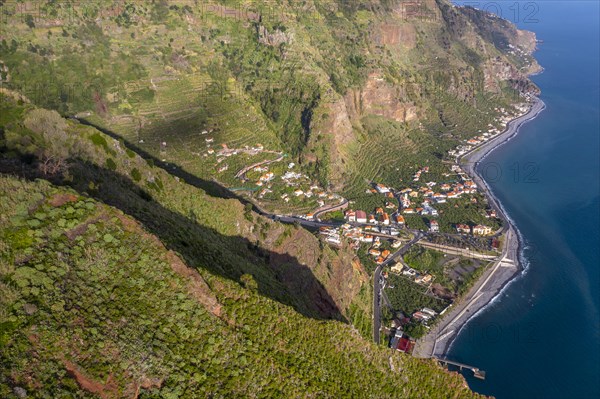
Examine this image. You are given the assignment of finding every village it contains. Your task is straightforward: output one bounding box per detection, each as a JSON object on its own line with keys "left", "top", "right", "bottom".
{"left": 184, "top": 101, "right": 529, "bottom": 354}
{"left": 448, "top": 102, "right": 531, "bottom": 159}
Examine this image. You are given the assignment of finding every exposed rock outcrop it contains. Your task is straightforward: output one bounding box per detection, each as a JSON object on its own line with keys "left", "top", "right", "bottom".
{"left": 347, "top": 72, "right": 419, "bottom": 123}
{"left": 257, "top": 25, "right": 293, "bottom": 47}
{"left": 374, "top": 24, "right": 417, "bottom": 49}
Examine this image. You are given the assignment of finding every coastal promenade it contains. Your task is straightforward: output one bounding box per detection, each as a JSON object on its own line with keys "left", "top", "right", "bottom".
{"left": 413, "top": 98, "right": 546, "bottom": 358}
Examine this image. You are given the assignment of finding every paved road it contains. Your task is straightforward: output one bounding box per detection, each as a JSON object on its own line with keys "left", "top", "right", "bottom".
{"left": 459, "top": 98, "right": 546, "bottom": 228}
{"left": 373, "top": 232, "right": 423, "bottom": 344}
{"left": 313, "top": 199, "right": 349, "bottom": 220}
{"left": 234, "top": 153, "right": 284, "bottom": 180}
{"left": 416, "top": 241, "right": 497, "bottom": 260}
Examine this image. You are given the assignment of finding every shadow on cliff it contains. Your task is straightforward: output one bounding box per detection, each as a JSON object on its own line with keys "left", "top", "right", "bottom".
{"left": 0, "top": 154, "right": 345, "bottom": 322}
{"left": 76, "top": 118, "right": 244, "bottom": 202}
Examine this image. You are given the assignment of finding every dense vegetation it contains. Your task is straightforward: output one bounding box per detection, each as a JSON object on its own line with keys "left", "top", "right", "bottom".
{"left": 385, "top": 273, "right": 450, "bottom": 316}
{"left": 0, "top": 96, "right": 483, "bottom": 397}
{"left": 0, "top": 176, "right": 480, "bottom": 398}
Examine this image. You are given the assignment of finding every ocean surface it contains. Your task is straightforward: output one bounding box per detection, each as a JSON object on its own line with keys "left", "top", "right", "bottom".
{"left": 449, "top": 1, "right": 600, "bottom": 398}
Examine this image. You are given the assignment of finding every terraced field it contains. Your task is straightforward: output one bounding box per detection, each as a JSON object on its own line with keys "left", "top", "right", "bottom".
{"left": 83, "top": 70, "right": 285, "bottom": 186}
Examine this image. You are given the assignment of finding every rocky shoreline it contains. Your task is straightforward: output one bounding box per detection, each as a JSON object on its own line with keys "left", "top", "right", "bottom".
{"left": 413, "top": 97, "right": 546, "bottom": 359}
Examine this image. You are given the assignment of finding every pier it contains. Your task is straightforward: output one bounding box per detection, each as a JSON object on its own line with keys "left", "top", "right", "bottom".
{"left": 433, "top": 356, "right": 486, "bottom": 380}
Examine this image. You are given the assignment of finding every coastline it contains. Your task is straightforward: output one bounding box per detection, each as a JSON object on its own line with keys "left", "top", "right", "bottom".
{"left": 413, "top": 97, "right": 546, "bottom": 359}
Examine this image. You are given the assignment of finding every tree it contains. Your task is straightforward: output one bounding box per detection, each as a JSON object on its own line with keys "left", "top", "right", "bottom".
{"left": 24, "top": 109, "right": 71, "bottom": 177}
{"left": 25, "top": 15, "right": 35, "bottom": 29}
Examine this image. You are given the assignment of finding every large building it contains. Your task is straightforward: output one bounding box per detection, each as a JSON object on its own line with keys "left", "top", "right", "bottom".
{"left": 356, "top": 210, "right": 367, "bottom": 224}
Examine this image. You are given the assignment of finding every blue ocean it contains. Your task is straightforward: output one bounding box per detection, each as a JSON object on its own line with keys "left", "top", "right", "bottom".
{"left": 449, "top": 1, "right": 600, "bottom": 398}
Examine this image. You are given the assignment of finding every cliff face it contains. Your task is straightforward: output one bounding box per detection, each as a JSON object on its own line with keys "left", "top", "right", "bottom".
{"left": 309, "top": 0, "right": 540, "bottom": 187}
{"left": 0, "top": 0, "right": 540, "bottom": 192}
{"left": 0, "top": 93, "right": 491, "bottom": 398}
{"left": 348, "top": 72, "right": 419, "bottom": 123}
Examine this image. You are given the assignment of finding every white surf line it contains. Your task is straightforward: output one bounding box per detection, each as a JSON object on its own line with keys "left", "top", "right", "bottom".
{"left": 436, "top": 330, "right": 455, "bottom": 343}
{"left": 454, "top": 292, "right": 484, "bottom": 323}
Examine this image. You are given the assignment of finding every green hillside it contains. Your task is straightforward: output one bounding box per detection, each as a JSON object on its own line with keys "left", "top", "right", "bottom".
{"left": 0, "top": 0, "right": 540, "bottom": 210}
{"left": 0, "top": 95, "right": 483, "bottom": 398}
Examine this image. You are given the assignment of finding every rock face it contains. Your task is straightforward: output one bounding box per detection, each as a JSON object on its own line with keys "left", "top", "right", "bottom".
{"left": 319, "top": 96, "right": 356, "bottom": 190}
{"left": 483, "top": 57, "right": 540, "bottom": 95}
{"left": 347, "top": 72, "right": 418, "bottom": 123}
{"left": 374, "top": 23, "right": 417, "bottom": 49}
{"left": 272, "top": 228, "right": 368, "bottom": 316}
{"left": 257, "top": 25, "right": 293, "bottom": 47}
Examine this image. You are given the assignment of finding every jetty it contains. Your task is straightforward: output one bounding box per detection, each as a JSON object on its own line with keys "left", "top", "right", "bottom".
{"left": 433, "top": 356, "right": 486, "bottom": 380}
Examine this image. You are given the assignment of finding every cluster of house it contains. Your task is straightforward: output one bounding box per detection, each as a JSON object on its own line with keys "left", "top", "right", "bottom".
{"left": 345, "top": 208, "right": 397, "bottom": 227}
{"left": 390, "top": 262, "right": 434, "bottom": 286}
{"left": 367, "top": 237, "right": 395, "bottom": 264}
{"left": 448, "top": 103, "right": 531, "bottom": 159}
{"left": 398, "top": 176, "right": 477, "bottom": 214}
{"left": 245, "top": 160, "right": 340, "bottom": 208}
{"left": 255, "top": 170, "right": 275, "bottom": 186}
{"left": 448, "top": 144, "right": 470, "bottom": 158}
{"left": 199, "top": 139, "right": 272, "bottom": 176}
{"left": 412, "top": 307, "right": 438, "bottom": 323}
{"left": 455, "top": 223, "right": 493, "bottom": 236}
{"left": 318, "top": 223, "right": 403, "bottom": 251}
{"left": 506, "top": 43, "right": 528, "bottom": 58}
{"left": 412, "top": 166, "right": 430, "bottom": 182}
{"left": 280, "top": 162, "right": 305, "bottom": 184}
{"left": 319, "top": 226, "right": 343, "bottom": 247}
{"left": 365, "top": 183, "right": 398, "bottom": 200}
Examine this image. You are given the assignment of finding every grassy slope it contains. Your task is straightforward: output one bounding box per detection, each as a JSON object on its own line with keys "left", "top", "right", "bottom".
{"left": 0, "top": 97, "right": 483, "bottom": 397}
{"left": 0, "top": 93, "right": 363, "bottom": 322}
{"left": 0, "top": 176, "right": 482, "bottom": 398}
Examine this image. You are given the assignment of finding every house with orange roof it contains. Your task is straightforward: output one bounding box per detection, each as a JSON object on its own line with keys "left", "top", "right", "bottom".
{"left": 429, "top": 220, "right": 439, "bottom": 232}
{"left": 369, "top": 249, "right": 382, "bottom": 257}
{"left": 345, "top": 210, "right": 356, "bottom": 222}
{"left": 375, "top": 184, "right": 391, "bottom": 194}
{"left": 381, "top": 213, "right": 390, "bottom": 225}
